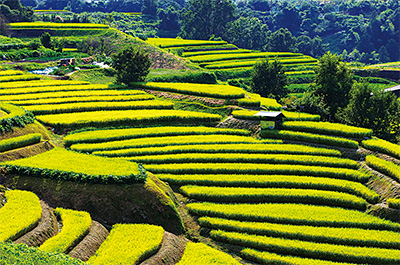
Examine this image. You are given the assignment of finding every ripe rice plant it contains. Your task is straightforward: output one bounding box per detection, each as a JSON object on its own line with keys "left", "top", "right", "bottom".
{"left": 261, "top": 130, "right": 359, "bottom": 149}
{"left": 158, "top": 174, "right": 379, "bottom": 203}
{"left": 361, "top": 138, "right": 400, "bottom": 160}
{"left": 147, "top": 37, "right": 227, "bottom": 48}
{"left": 204, "top": 58, "right": 318, "bottom": 70}
{"left": 25, "top": 100, "right": 173, "bottom": 115}
{"left": 0, "top": 190, "right": 42, "bottom": 242}
{"left": 145, "top": 163, "right": 370, "bottom": 183}
{"left": 87, "top": 224, "right": 164, "bottom": 265}
{"left": 0, "top": 103, "right": 35, "bottom": 133}
{"left": 176, "top": 242, "right": 240, "bottom": 265}
{"left": 39, "top": 208, "right": 92, "bottom": 253}
{"left": 64, "top": 126, "right": 249, "bottom": 146}
{"left": 180, "top": 186, "right": 367, "bottom": 210}
{"left": 127, "top": 153, "right": 359, "bottom": 169}
{"left": 71, "top": 135, "right": 263, "bottom": 153}
{"left": 93, "top": 143, "right": 338, "bottom": 158}
{"left": 0, "top": 70, "right": 23, "bottom": 76}
{"left": 0, "top": 242, "right": 86, "bottom": 265}
{"left": 0, "top": 80, "right": 89, "bottom": 89}
{"left": 132, "top": 82, "right": 245, "bottom": 99}
{"left": 200, "top": 217, "right": 400, "bottom": 249}
{"left": 187, "top": 202, "right": 400, "bottom": 230}
{"left": 0, "top": 133, "right": 41, "bottom": 152}
{"left": 2, "top": 147, "right": 146, "bottom": 184}
{"left": 237, "top": 98, "right": 261, "bottom": 107}
{"left": 233, "top": 110, "right": 320, "bottom": 121}
{"left": 182, "top": 49, "right": 252, "bottom": 57}
{"left": 210, "top": 230, "right": 400, "bottom": 264}
{"left": 10, "top": 22, "right": 109, "bottom": 29}
{"left": 0, "top": 74, "right": 40, "bottom": 83}
{"left": 387, "top": 198, "right": 400, "bottom": 209}
{"left": 36, "top": 109, "right": 222, "bottom": 130}
{"left": 247, "top": 93, "right": 282, "bottom": 110}
{"left": 241, "top": 248, "right": 357, "bottom": 265}
{"left": 9, "top": 94, "right": 155, "bottom": 106}
{"left": 189, "top": 52, "right": 303, "bottom": 63}
{"left": 366, "top": 155, "right": 400, "bottom": 182}
{"left": 281, "top": 121, "right": 373, "bottom": 138}
{"left": 0, "top": 84, "right": 119, "bottom": 96}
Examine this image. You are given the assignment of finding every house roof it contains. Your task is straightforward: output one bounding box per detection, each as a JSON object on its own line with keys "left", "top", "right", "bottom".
{"left": 254, "top": 111, "right": 285, "bottom": 119}
{"left": 384, "top": 85, "right": 400, "bottom": 92}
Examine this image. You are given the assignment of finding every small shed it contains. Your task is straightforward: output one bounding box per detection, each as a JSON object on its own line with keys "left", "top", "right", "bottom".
{"left": 254, "top": 111, "right": 285, "bottom": 129}
{"left": 385, "top": 85, "right": 400, "bottom": 97}
{"left": 59, "top": 58, "right": 76, "bottom": 66}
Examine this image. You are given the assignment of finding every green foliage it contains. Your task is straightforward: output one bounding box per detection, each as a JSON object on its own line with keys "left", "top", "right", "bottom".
{"left": 0, "top": 242, "right": 86, "bottom": 265}
{"left": 0, "top": 190, "right": 41, "bottom": 242}
{"left": 181, "top": 186, "right": 367, "bottom": 210}
{"left": 0, "top": 103, "right": 35, "bottom": 134}
{"left": 264, "top": 28, "right": 297, "bottom": 52}
{"left": 251, "top": 59, "right": 288, "bottom": 100}
{"left": 387, "top": 198, "right": 400, "bottom": 209}
{"left": 39, "top": 208, "right": 92, "bottom": 253}
{"left": 111, "top": 45, "right": 151, "bottom": 85}
{"left": 2, "top": 148, "right": 147, "bottom": 184}
{"left": 366, "top": 155, "right": 400, "bottom": 183}
{"left": 261, "top": 130, "right": 359, "bottom": 149}
{"left": 177, "top": 242, "right": 240, "bottom": 265}
{"left": 87, "top": 224, "right": 164, "bottom": 265}
{"left": 312, "top": 52, "right": 354, "bottom": 118}
{"left": 0, "top": 133, "right": 41, "bottom": 152}
{"left": 40, "top": 32, "right": 53, "bottom": 49}
{"left": 361, "top": 138, "right": 400, "bottom": 160}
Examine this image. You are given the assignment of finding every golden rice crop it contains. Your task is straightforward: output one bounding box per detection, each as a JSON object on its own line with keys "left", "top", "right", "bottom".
{"left": 177, "top": 242, "right": 240, "bottom": 265}
{"left": 361, "top": 138, "right": 400, "bottom": 160}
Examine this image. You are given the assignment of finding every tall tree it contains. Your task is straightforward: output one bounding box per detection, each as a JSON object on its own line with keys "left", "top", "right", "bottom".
{"left": 180, "top": 0, "right": 235, "bottom": 40}
{"left": 264, "top": 28, "right": 297, "bottom": 52}
{"left": 142, "top": 0, "right": 158, "bottom": 17}
{"left": 312, "top": 52, "right": 354, "bottom": 119}
{"left": 251, "top": 59, "right": 288, "bottom": 100}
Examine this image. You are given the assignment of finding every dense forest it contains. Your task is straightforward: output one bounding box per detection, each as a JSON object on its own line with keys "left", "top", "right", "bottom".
{"left": 18, "top": 0, "right": 400, "bottom": 64}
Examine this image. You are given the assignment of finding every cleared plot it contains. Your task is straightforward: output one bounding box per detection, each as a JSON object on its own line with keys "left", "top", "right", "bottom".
{"left": 5, "top": 94, "right": 154, "bottom": 105}
{"left": 0, "top": 133, "right": 41, "bottom": 152}
{"left": 261, "top": 130, "right": 359, "bottom": 149}
{"left": 10, "top": 22, "right": 109, "bottom": 29}
{"left": 132, "top": 82, "right": 245, "bottom": 99}
{"left": 0, "top": 80, "right": 89, "bottom": 89}
{"left": 187, "top": 202, "right": 400, "bottom": 230}
{"left": 64, "top": 126, "right": 250, "bottom": 146}
{"left": 281, "top": 121, "right": 373, "bottom": 138}
{"left": 181, "top": 186, "right": 367, "bottom": 210}
{"left": 0, "top": 190, "right": 42, "bottom": 242}
{"left": 158, "top": 174, "right": 378, "bottom": 203}
{"left": 144, "top": 163, "right": 370, "bottom": 183}
{"left": 87, "top": 224, "right": 164, "bottom": 265}
{"left": 127, "top": 153, "right": 359, "bottom": 169}
{"left": 366, "top": 155, "right": 400, "bottom": 182}
{"left": 36, "top": 109, "right": 222, "bottom": 130}
{"left": 2, "top": 147, "right": 146, "bottom": 184}
{"left": 176, "top": 242, "right": 240, "bottom": 265}
{"left": 211, "top": 230, "right": 400, "bottom": 264}
{"left": 200, "top": 217, "right": 400, "bottom": 249}
{"left": 0, "top": 84, "right": 122, "bottom": 95}
{"left": 241, "top": 249, "right": 357, "bottom": 265}
{"left": 189, "top": 52, "right": 303, "bottom": 63}
{"left": 93, "top": 143, "right": 339, "bottom": 157}
{"left": 71, "top": 134, "right": 265, "bottom": 153}
{"left": 25, "top": 100, "right": 173, "bottom": 115}
{"left": 147, "top": 37, "right": 227, "bottom": 48}
{"left": 362, "top": 138, "right": 400, "bottom": 160}
{"left": 39, "top": 208, "right": 92, "bottom": 253}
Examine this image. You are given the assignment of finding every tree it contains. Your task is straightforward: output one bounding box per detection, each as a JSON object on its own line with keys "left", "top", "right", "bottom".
{"left": 312, "top": 52, "right": 354, "bottom": 120}
{"left": 251, "top": 59, "right": 288, "bottom": 100}
{"left": 264, "top": 28, "right": 297, "bottom": 52}
{"left": 339, "top": 82, "right": 400, "bottom": 141}
{"left": 179, "top": 0, "right": 235, "bottom": 40}
{"left": 40, "top": 32, "right": 52, "bottom": 49}
{"left": 111, "top": 45, "right": 151, "bottom": 85}
{"left": 142, "top": 0, "right": 158, "bottom": 17}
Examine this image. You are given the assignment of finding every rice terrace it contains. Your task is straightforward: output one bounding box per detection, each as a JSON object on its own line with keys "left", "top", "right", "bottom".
{"left": 0, "top": 0, "right": 400, "bottom": 264}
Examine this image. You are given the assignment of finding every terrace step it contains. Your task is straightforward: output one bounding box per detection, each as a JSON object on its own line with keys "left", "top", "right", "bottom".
{"left": 0, "top": 141, "right": 53, "bottom": 162}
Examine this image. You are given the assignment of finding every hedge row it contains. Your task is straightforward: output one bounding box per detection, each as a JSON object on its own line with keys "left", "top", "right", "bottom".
{"left": 261, "top": 130, "right": 359, "bottom": 149}
{"left": 36, "top": 109, "right": 222, "bottom": 130}
{"left": 128, "top": 153, "right": 359, "bottom": 169}
{"left": 131, "top": 82, "right": 245, "bottom": 99}
{"left": 0, "top": 190, "right": 42, "bottom": 242}
{"left": 187, "top": 202, "right": 400, "bottom": 231}
{"left": 0, "top": 103, "right": 35, "bottom": 134}
{"left": 0, "top": 133, "right": 41, "bottom": 152}
{"left": 361, "top": 138, "right": 400, "bottom": 160}
{"left": 25, "top": 100, "right": 173, "bottom": 115}
{"left": 87, "top": 224, "right": 164, "bottom": 265}
{"left": 281, "top": 121, "right": 373, "bottom": 138}
{"left": 199, "top": 217, "right": 400, "bottom": 249}
{"left": 181, "top": 186, "right": 367, "bottom": 210}
{"left": 39, "top": 208, "right": 91, "bottom": 254}
{"left": 387, "top": 198, "right": 400, "bottom": 209}
{"left": 158, "top": 174, "right": 379, "bottom": 203}
{"left": 71, "top": 134, "right": 263, "bottom": 153}
{"left": 1, "top": 148, "right": 147, "bottom": 184}
{"left": 93, "top": 143, "right": 338, "bottom": 158}
{"left": 176, "top": 242, "right": 240, "bottom": 265}
{"left": 366, "top": 155, "right": 400, "bottom": 182}
{"left": 144, "top": 163, "right": 371, "bottom": 183}
{"left": 64, "top": 126, "right": 249, "bottom": 146}
{"left": 211, "top": 230, "right": 400, "bottom": 264}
